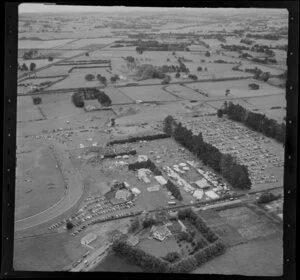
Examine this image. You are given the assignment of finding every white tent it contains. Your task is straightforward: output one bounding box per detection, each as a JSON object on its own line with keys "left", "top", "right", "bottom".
{"left": 131, "top": 187, "right": 141, "bottom": 196}
{"left": 154, "top": 176, "right": 167, "bottom": 186}
{"left": 205, "top": 190, "right": 219, "bottom": 199}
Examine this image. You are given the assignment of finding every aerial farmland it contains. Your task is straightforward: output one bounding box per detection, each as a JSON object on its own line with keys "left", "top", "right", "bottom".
{"left": 14, "top": 5, "right": 288, "bottom": 275}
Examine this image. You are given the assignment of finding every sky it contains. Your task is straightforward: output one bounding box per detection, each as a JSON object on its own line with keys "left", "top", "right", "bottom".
{"left": 19, "top": 3, "right": 287, "bottom": 15}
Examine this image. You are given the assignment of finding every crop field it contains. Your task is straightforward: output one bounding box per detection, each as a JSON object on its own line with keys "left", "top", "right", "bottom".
{"left": 218, "top": 206, "right": 280, "bottom": 240}
{"left": 37, "top": 65, "right": 75, "bottom": 77}
{"left": 15, "top": 145, "right": 66, "bottom": 220}
{"left": 119, "top": 85, "right": 179, "bottom": 102}
{"left": 192, "top": 234, "right": 283, "bottom": 276}
{"left": 18, "top": 39, "right": 74, "bottom": 49}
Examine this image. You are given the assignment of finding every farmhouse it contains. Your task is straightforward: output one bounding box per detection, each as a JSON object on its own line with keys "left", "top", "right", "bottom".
{"left": 81, "top": 232, "right": 97, "bottom": 246}
{"left": 150, "top": 224, "right": 172, "bottom": 241}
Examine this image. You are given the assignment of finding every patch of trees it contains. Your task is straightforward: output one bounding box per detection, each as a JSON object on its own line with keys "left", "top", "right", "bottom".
{"left": 248, "top": 83, "right": 260, "bottom": 90}
{"left": 96, "top": 74, "right": 107, "bottom": 86}
{"left": 240, "top": 38, "right": 255, "bottom": 45}
{"left": 188, "top": 74, "right": 198, "bottom": 81}
{"left": 128, "top": 159, "right": 163, "bottom": 176}
{"left": 246, "top": 33, "right": 279, "bottom": 41}
{"left": 111, "top": 44, "right": 124, "bottom": 48}
{"left": 197, "top": 66, "right": 203, "bottom": 71}
{"left": 23, "top": 49, "right": 38, "bottom": 60}
{"left": 142, "top": 217, "right": 157, "bottom": 228}
{"left": 32, "top": 96, "right": 42, "bottom": 105}
{"left": 125, "top": 56, "right": 135, "bottom": 63}
{"left": 110, "top": 74, "right": 120, "bottom": 83}
{"left": 251, "top": 44, "right": 275, "bottom": 56}
{"left": 107, "top": 133, "right": 170, "bottom": 146}
{"left": 48, "top": 56, "right": 54, "bottom": 62}
{"left": 257, "top": 192, "right": 281, "bottom": 204}
{"left": 163, "top": 116, "right": 252, "bottom": 190}
{"left": 161, "top": 75, "right": 171, "bottom": 85}
{"left": 166, "top": 180, "right": 183, "bottom": 201}
{"left": 205, "top": 51, "right": 211, "bottom": 57}
{"left": 162, "top": 252, "right": 181, "bottom": 263}
{"left": 72, "top": 88, "right": 112, "bottom": 107}
{"left": 198, "top": 40, "right": 210, "bottom": 48}
{"left": 66, "top": 222, "right": 74, "bottom": 230}
{"left": 223, "top": 102, "right": 285, "bottom": 144}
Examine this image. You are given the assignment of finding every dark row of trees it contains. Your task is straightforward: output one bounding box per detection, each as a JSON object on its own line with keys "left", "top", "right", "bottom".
{"left": 257, "top": 192, "right": 281, "bottom": 204}
{"left": 128, "top": 159, "right": 163, "bottom": 176}
{"left": 163, "top": 116, "right": 252, "bottom": 190}
{"left": 18, "top": 62, "right": 36, "bottom": 72}
{"left": 165, "top": 180, "right": 183, "bottom": 201}
{"left": 246, "top": 33, "right": 280, "bottom": 41}
{"left": 223, "top": 102, "right": 285, "bottom": 145}
{"left": 107, "top": 133, "right": 170, "bottom": 146}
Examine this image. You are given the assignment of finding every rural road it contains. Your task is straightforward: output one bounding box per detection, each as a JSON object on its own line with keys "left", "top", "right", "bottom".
{"left": 15, "top": 143, "right": 84, "bottom": 232}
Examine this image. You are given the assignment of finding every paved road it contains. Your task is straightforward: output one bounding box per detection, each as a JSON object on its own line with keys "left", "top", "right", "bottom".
{"left": 15, "top": 143, "right": 84, "bottom": 232}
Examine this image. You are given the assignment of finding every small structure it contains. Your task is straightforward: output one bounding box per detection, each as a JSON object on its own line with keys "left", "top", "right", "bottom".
{"left": 81, "top": 233, "right": 97, "bottom": 246}
{"left": 147, "top": 185, "right": 160, "bottom": 192}
{"left": 195, "top": 178, "right": 210, "bottom": 189}
{"left": 205, "top": 190, "right": 220, "bottom": 200}
{"left": 126, "top": 236, "right": 139, "bottom": 247}
{"left": 154, "top": 176, "right": 167, "bottom": 186}
{"left": 131, "top": 187, "right": 141, "bottom": 196}
{"left": 115, "top": 189, "right": 131, "bottom": 200}
{"left": 137, "top": 155, "right": 148, "bottom": 162}
{"left": 150, "top": 225, "right": 172, "bottom": 241}
{"left": 178, "top": 220, "right": 188, "bottom": 232}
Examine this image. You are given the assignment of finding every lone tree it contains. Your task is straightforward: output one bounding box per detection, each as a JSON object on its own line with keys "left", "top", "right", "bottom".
{"left": 85, "top": 52, "right": 89, "bottom": 56}
{"left": 48, "top": 56, "right": 54, "bottom": 62}
{"left": 66, "top": 222, "right": 74, "bottom": 230}
{"left": 21, "top": 63, "right": 29, "bottom": 71}
{"left": 85, "top": 74, "right": 95, "bottom": 81}
{"left": 217, "top": 109, "right": 223, "bottom": 118}
{"left": 29, "top": 62, "right": 36, "bottom": 72}
{"left": 225, "top": 89, "right": 230, "bottom": 96}
{"left": 205, "top": 51, "right": 211, "bottom": 57}
{"left": 32, "top": 96, "right": 42, "bottom": 105}
{"left": 175, "top": 72, "right": 180, "bottom": 78}
{"left": 197, "top": 66, "right": 202, "bottom": 71}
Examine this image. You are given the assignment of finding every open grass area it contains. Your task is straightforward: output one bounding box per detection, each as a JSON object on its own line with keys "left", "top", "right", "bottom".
{"left": 192, "top": 233, "right": 283, "bottom": 276}
{"left": 15, "top": 145, "right": 66, "bottom": 220}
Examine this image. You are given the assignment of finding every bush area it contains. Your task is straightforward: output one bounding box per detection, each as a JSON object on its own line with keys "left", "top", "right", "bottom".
{"left": 246, "top": 33, "right": 279, "bottom": 40}
{"left": 257, "top": 192, "right": 281, "bottom": 204}
{"left": 107, "top": 133, "right": 170, "bottom": 146}
{"left": 223, "top": 102, "right": 285, "bottom": 144}
{"left": 128, "top": 159, "right": 162, "bottom": 176}
{"left": 32, "top": 96, "right": 42, "bottom": 105}
{"left": 112, "top": 209, "right": 226, "bottom": 273}
{"left": 163, "top": 116, "right": 252, "bottom": 190}
{"left": 165, "top": 180, "right": 183, "bottom": 201}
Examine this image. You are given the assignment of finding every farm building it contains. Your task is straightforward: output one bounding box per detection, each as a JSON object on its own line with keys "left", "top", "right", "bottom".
{"left": 193, "top": 189, "right": 204, "bottom": 200}
{"left": 81, "top": 232, "right": 97, "bottom": 246}
{"left": 131, "top": 187, "right": 141, "bottom": 196}
{"left": 154, "top": 176, "right": 167, "bottom": 186}
{"left": 126, "top": 236, "right": 139, "bottom": 247}
{"left": 115, "top": 189, "right": 131, "bottom": 200}
{"left": 150, "top": 224, "right": 172, "bottom": 241}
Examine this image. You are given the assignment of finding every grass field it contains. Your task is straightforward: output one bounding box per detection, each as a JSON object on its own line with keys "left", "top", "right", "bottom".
{"left": 218, "top": 206, "right": 280, "bottom": 240}
{"left": 192, "top": 234, "right": 283, "bottom": 276}
{"left": 119, "top": 85, "right": 179, "bottom": 102}
{"left": 104, "top": 87, "right": 135, "bottom": 104}
{"left": 19, "top": 39, "right": 74, "bottom": 49}
{"left": 15, "top": 145, "right": 66, "bottom": 220}
{"left": 56, "top": 38, "right": 117, "bottom": 50}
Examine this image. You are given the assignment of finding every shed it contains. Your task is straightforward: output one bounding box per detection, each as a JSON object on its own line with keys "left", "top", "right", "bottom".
{"left": 154, "top": 176, "right": 167, "bottom": 186}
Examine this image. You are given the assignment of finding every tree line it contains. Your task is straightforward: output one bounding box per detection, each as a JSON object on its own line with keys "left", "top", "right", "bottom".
{"left": 107, "top": 133, "right": 170, "bottom": 146}
{"left": 165, "top": 180, "right": 183, "bottom": 201}
{"left": 223, "top": 102, "right": 285, "bottom": 145}
{"left": 163, "top": 116, "right": 252, "bottom": 190}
